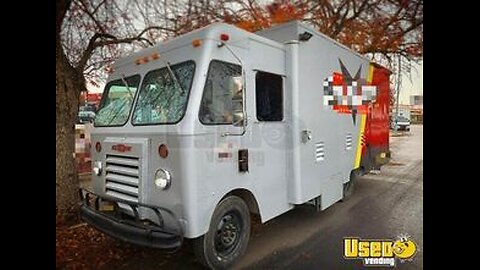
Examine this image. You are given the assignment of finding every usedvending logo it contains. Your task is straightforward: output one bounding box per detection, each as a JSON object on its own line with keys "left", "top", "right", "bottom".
{"left": 343, "top": 235, "right": 417, "bottom": 267}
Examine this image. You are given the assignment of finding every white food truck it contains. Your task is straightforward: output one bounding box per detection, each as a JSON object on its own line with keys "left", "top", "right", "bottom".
{"left": 80, "top": 20, "right": 391, "bottom": 269}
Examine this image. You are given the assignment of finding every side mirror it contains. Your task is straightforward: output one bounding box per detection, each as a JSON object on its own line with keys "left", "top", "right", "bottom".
{"left": 229, "top": 76, "right": 245, "bottom": 127}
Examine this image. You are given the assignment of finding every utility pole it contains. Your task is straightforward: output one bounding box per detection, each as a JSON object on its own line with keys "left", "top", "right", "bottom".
{"left": 394, "top": 56, "right": 402, "bottom": 133}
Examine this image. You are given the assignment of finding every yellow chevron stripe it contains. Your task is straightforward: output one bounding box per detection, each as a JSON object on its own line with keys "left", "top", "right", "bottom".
{"left": 354, "top": 114, "right": 367, "bottom": 169}
{"left": 353, "top": 64, "right": 375, "bottom": 169}
{"left": 367, "top": 63, "right": 374, "bottom": 84}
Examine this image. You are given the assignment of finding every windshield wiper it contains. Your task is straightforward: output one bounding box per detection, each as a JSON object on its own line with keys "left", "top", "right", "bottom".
{"left": 164, "top": 61, "right": 186, "bottom": 95}
{"left": 121, "top": 74, "right": 134, "bottom": 100}
{"left": 105, "top": 75, "right": 133, "bottom": 125}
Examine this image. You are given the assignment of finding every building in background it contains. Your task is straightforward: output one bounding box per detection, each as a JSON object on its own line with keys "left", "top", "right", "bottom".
{"left": 76, "top": 92, "right": 101, "bottom": 172}
{"left": 410, "top": 95, "right": 423, "bottom": 106}
{"left": 391, "top": 93, "right": 423, "bottom": 125}
{"left": 409, "top": 94, "right": 423, "bottom": 123}
{"left": 80, "top": 92, "right": 102, "bottom": 110}
{"left": 393, "top": 61, "right": 423, "bottom": 124}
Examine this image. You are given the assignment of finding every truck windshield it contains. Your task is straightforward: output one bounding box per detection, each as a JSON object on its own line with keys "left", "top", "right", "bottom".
{"left": 94, "top": 75, "right": 140, "bottom": 126}
{"left": 132, "top": 60, "right": 195, "bottom": 125}
{"left": 397, "top": 116, "right": 409, "bottom": 122}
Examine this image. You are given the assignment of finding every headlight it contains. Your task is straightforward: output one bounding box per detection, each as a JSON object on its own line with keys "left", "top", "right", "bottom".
{"left": 93, "top": 161, "right": 102, "bottom": 176}
{"left": 154, "top": 168, "right": 172, "bottom": 189}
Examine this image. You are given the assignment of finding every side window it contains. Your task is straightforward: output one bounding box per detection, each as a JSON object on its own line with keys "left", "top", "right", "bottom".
{"left": 256, "top": 71, "right": 283, "bottom": 121}
{"left": 199, "top": 60, "right": 241, "bottom": 124}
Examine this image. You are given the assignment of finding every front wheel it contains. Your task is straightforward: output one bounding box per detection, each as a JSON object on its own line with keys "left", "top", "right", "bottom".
{"left": 193, "top": 195, "right": 251, "bottom": 269}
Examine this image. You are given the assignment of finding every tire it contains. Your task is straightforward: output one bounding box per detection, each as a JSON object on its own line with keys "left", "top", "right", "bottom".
{"left": 193, "top": 195, "right": 251, "bottom": 269}
{"left": 342, "top": 170, "right": 358, "bottom": 201}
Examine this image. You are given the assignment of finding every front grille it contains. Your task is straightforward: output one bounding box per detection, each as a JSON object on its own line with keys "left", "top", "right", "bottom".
{"left": 105, "top": 154, "right": 140, "bottom": 203}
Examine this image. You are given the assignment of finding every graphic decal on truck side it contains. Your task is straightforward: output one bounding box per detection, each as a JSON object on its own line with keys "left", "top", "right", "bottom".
{"left": 323, "top": 59, "right": 377, "bottom": 125}
{"left": 354, "top": 63, "right": 376, "bottom": 169}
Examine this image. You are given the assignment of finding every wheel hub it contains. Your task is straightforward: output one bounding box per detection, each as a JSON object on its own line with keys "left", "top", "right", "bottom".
{"left": 215, "top": 212, "right": 241, "bottom": 256}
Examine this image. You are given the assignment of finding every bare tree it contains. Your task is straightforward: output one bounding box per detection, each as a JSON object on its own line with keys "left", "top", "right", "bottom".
{"left": 225, "top": 0, "right": 423, "bottom": 62}
{"left": 56, "top": 0, "right": 180, "bottom": 221}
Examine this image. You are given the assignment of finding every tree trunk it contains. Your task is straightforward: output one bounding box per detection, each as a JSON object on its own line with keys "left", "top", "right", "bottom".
{"left": 56, "top": 35, "right": 82, "bottom": 222}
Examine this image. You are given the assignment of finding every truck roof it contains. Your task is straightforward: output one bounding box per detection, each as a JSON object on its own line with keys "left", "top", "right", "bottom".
{"left": 113, "top": 22, "right": 284, "bottom": 70}
{"left": 257, "top": 21, "right": 391, "bottom": 73}
{"left": 256, "top": 20, "right": 370, "bottom": 63}
{"left": 113, "top": 20, "right": 390, "bottom": 73}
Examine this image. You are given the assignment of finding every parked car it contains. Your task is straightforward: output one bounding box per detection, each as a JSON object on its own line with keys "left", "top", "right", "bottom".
{"left": 78, "top": 110, "right": 96, "bottom": 123}
{"left": 391, "top": 115, "right": 410, "bottom": 131}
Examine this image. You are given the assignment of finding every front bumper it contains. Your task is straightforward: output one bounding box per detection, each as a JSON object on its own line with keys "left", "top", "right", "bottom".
{"left": 79, "top": 188, "right": 183, "bottom": 249}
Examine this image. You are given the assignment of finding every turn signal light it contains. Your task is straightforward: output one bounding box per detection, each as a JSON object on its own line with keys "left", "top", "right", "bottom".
{"left": 95, "top": 142, "right": 102, "bottom": 152}
{"left": 159, "top": 144, "right": 169, "bottom": 158}
{"left": 150, "top": 52, "right": 160, "bottom": 60}
{"left": 192, "top": 39, "right": 202, "bottom": 47}
{"left": 105, "top": 65, "right": 115, "bottom": 73}
{"left": 220, "top": 33, "right": 229, "bottom": 41}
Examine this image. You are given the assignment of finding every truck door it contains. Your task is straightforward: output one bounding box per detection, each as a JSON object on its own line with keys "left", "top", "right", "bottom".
{"left": 197, "top": 60, "right": 248, "bottom": 187}
{"left": 247, "top": 70, "right": 290, "bottom": 217}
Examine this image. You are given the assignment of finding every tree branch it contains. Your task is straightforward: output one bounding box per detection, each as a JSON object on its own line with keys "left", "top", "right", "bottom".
{"left": 76, "top": 0, "right": 106, "bottom": 33}
{"left": 76, "top": 25, "right": 176, "bottom": 71}
{"left": 57, "top": 0, "right": 73, "bottom": 35}
{"left": 92, "top": 0, "right": 107, "bottom": 15}
{"left": 331, "top": 0, "right": 373, "bottom": 37}
{"left": 76, "top": 32, "right": 116, "bottom": 71}
{"left": 137, "top": 26, "right": 176, "bottom": 38}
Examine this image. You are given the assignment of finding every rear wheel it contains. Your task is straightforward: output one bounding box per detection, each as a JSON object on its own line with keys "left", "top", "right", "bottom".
{"left": 342, "top": 170, "right": 358, "bottom": 201}
{"left": 193, "top": 195, "right": 250, "bottom": 269}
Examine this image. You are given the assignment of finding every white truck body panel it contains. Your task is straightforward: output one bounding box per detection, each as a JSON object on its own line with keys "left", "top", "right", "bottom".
{"left": 89, "top": 21, "right": 374, "bottom": 239}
